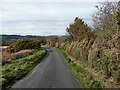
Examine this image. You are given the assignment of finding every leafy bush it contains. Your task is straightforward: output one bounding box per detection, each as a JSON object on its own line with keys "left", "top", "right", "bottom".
{"left": 66, "top": 17, "right": 92, "bottom": 41}
{"left": 6, "top": 40, "right": 41, "bottom": 53}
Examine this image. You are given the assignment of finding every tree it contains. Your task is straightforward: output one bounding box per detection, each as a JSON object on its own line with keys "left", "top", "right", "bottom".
{"left": 92, "top": 1, "right": 118, "bottom": 38}
{"left": 66, "top": 17, "right": 91, "bottom": 41}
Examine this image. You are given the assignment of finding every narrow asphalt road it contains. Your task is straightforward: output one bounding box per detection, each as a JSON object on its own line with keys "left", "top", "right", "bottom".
{"left": 12, "top": 48, "right": 80, "bottom": 88}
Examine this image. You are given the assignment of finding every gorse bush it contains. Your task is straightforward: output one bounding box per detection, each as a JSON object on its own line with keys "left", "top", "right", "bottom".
{"left": 6, "top": 40, "right": 41, "bottom": 53}
{"left": 66, "top": 17, "right": 92, "bottom": 41}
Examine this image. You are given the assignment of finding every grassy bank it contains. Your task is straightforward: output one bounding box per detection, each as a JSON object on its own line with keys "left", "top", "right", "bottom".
{"left": 58, "top": 48, "right": 103, "bottom": 89}
{"left": 2, "top": 49, "right": 37, "bottom": 65}
{"left": 1, "top": 49, "right": 46, "bottom": 90}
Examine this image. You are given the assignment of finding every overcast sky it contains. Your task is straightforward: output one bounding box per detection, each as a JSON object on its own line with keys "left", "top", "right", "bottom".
{"left": 0, "top": 0, "right": 117, "bottom": 36}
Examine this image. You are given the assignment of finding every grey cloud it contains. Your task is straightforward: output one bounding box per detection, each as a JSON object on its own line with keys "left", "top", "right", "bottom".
{"left": 1, "top": 1, "right": 101, "bottom": 36}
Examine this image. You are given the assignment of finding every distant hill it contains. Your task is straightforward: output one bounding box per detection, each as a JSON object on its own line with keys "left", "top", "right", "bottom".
{"left": 1, "top": 34, "right": 45, "bottom": 39}
{"left": 1, "top": 35, "right": 46, "bottom": 46}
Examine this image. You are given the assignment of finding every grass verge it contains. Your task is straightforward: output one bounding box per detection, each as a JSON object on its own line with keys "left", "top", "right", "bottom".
{"left": 58, "top": 48, "right": 103, "bottom": 89}
{"left": 1, "top": 49, "right": 46, "bottom": 90}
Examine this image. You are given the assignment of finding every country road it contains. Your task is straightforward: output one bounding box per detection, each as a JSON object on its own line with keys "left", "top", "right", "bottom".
{"left": 12, "top": 48, "right": 81, "bottom": 88}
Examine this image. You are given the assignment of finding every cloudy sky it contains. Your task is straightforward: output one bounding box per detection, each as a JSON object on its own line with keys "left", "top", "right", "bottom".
{"left": 0, "top": 0, "right": 117, "bottom": 36}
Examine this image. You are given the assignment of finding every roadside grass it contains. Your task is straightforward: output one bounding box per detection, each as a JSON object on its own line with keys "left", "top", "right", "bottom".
{"left": 1, "top": 49, "right": 46, "bottom": 90}
{"left": 2, "top": 49, "right": 37, "bottom": 65}
{"left": 58, "top": 48, "right": 103, "bottom": 89}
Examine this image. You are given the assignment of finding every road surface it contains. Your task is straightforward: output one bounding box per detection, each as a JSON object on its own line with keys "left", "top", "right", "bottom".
{"left": 12, "top": 48, "right": 81, "bottom": 88}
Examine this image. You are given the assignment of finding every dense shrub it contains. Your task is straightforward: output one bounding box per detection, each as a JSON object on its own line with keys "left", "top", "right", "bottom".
{"left": 66, "top": 17, "right": 92, "bottom": 41}
{"left": 6, "top": 40, "right": 41, "bottom": 53}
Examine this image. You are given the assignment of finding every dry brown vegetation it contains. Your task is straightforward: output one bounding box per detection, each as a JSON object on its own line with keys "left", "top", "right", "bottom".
{"left": 1, "top": 39, "right": 42, "bottom": 65}
{"left": 1, "top": 49, "right": 37, "bottom": 65}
